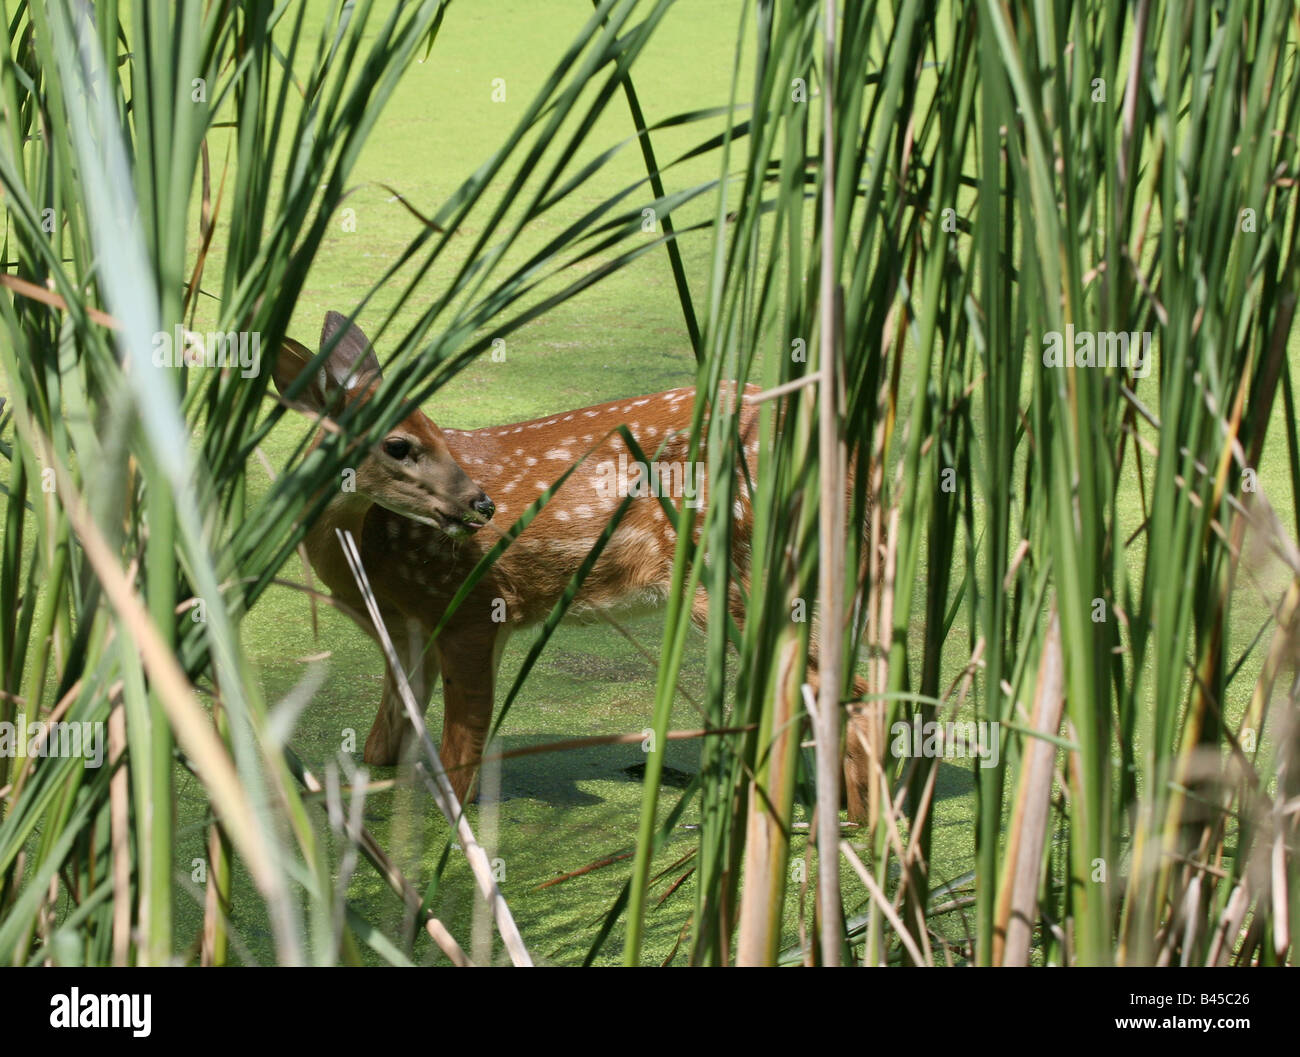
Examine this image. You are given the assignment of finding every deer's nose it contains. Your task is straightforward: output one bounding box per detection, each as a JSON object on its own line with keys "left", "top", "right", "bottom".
{"left": 472, "top": 493, "right": 496, "bottom": 522}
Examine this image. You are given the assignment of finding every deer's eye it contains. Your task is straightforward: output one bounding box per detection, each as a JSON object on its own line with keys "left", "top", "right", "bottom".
{"left": 383, "top": 437, "right": 412, "bottom": 460}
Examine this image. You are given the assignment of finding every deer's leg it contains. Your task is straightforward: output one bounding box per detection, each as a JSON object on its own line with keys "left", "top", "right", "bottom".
{"left": 689, "top": 579, "right": 748, "bottom": 636}
{"left": 435, "top": 627, "right": 505, "bottom": 808}
{"left": 691, "top": 582, "right": 878, "bottom": 822}
{"left": 803, "top": 663, "right": 879, "bottom": 824}
{"left": 841, "top": 678, "right": 878, "bottom": 823}
{"left": 364, "top": 616, "right": 439, "bottom": 766}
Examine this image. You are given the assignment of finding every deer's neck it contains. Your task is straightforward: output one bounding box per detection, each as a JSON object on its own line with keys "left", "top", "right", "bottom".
{"left": 303, "top": 491, "right": 374, "bottom": 606}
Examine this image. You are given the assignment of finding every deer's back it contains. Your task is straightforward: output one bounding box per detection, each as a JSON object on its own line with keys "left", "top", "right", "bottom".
{"left": 358, "top": 385, "right": 762, "bottom": 632}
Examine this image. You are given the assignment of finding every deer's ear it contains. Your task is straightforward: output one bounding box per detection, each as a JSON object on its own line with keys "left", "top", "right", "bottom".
{"left": 320, "top": 311, "right": 382, "bottom": 391}
{"left": 271, "top": 336, "right": 331, "bottom": 414}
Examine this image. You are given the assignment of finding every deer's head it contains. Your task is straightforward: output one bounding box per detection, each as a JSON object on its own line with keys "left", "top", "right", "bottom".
{"left": 273, "top": 311, "right": 495, "bottom": 537}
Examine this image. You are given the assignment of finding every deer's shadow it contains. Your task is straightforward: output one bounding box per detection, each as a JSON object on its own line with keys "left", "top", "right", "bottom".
{"left": 347, "top": 731, "right": 698, "bottom": 814}
{"left": 481, "top": 732, "right": 699, "bottom": 808}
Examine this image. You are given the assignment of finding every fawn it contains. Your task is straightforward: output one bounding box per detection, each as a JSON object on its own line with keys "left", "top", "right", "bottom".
{"left": 273, "top": 312, "right": 874, "bottom": 818}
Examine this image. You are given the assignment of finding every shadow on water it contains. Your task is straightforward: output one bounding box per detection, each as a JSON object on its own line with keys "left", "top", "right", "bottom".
{"left": 352, "top": 730, "right": 701, "bottom": 817}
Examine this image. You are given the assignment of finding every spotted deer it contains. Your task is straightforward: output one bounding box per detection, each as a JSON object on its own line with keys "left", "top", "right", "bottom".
{"left": 274, "top": 312, "right": 874, "bottom": 818}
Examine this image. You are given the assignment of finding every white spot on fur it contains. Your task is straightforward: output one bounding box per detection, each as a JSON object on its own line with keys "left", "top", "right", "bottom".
{"left": 584, "top": 410, "right": 599, "bottom": 418}
{"left": 525, "top": 456, "right": 537, "bottom": 466}
{"left": 575, "top": 505, "right": 593, "bottom": 518}
{"left": 545, "top": 448, "right": 572, "bottom": 461}
{"left": 617, "top": 527, "right": 661, "bottom": 550}
{"left": 555, "top": 510, "right": 570, "bottom": 521}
